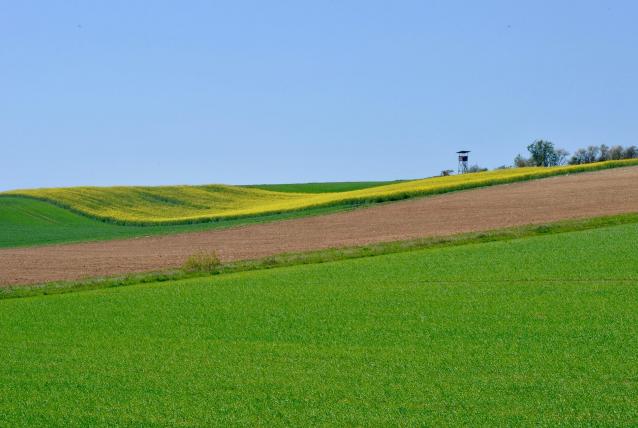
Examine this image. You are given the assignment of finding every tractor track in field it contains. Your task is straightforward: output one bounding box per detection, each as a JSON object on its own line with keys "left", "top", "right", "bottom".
{"left": 2, "top": 166, "right": 638, "bottom": 286}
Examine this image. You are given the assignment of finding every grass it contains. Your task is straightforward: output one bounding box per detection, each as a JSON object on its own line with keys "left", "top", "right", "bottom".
{"left": 0, "top": 196, "right": 360, "bottom": 248}
{"left": 1, "top": 222, "right": 637, "bottom": 425}
{"left": 4, "top": 159, "right": 637, "bottom": 225}
{"left": 182, "top": 251, "right": 222, "bottom": 273}
{"left": 245, "top": 180, "right": 403, "bottom": 193}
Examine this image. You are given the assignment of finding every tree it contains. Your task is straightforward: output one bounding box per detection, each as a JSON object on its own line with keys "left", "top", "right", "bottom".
{"left": 440, "top": 169, "right": 454, "bottom": 176}
{"left": 527, "top": 140, "right": 564, "bottom": 167}
{"left": 514, "top": 154, "right": 531, "bottom": 167}
{"left": 624, "top": 145, "right": 638, "bottom": 159}
{"left": 569, "top": 144, "right": 636, "bottom": 164}
{"left": 569, "top": 148, "right": 587, "bottom": 165}
{"left": 583, "top": 145, "right": 600, "bottom": 163}
{"left": 609, "top": 145, "right": 624, "bottom": 160}
{"left": 555, "top": 149, "right": 570, "bottom": 166}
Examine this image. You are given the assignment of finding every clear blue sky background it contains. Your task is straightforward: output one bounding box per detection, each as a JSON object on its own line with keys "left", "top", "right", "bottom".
{"left": 2, "top": 1, "right": 636, "bottom": 190}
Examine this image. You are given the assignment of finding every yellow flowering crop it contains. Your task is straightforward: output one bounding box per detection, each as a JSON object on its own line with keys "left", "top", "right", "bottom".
{"left": 4, "top": 160, "right": 637, "bottom": 225}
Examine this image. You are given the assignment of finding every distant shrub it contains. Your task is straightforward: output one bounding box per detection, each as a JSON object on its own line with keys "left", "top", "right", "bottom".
{"left": 467, "top": 165, "right": 488, "bottom": 173}
{"left": 183, "top": 251, "right": 222, "bottom": 273}
{"left": 514, "top": 154, "right": 533, "bottom": 167}
{"left": 440, "top": 169, "right": 454, "bottom": 176}
{"left": 535, "top": 225, "right": 552, "bottom": 234}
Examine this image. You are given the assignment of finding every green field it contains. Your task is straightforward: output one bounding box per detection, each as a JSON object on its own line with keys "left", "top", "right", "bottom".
{"left": 1, "top": 223, "right": 636, "bottom": 425}
{"left": 0, "top": 196, "right": 358, "bottom": 248}
{"left": 0, "top": 182, "right": 395, "bottom": 248}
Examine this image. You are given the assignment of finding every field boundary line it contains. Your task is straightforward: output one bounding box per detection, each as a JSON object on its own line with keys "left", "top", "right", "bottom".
{"left": 2, "top": 212, "right": 637, "bottom": 300}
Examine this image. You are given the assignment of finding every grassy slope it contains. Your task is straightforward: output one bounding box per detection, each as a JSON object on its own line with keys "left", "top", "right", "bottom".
{"left": 1, "top": 224, "right": 637, "bottom": 426}
{"left": 0, "top": 196, "right": 356, "bottom": 248}
{"left": 5, "top": 160, "right": 637, "bottom": 225}
{"left": 246, "top": 180, "right": 403, "bottom": 193}
{"left": 0, "top": 182, "right": 397, "bottom": 247}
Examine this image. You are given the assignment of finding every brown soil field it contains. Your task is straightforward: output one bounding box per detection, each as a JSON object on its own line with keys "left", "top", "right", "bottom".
{"left": 2, "top": 166, "right": 638, "bottom": 286}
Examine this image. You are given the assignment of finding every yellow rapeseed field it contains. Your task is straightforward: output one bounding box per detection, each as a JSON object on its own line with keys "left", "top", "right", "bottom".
{"left": 4, "top": 160, "right": 637, "bottom": 224}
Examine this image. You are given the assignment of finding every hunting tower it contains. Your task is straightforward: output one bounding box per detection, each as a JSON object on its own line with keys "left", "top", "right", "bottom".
{"left": 457, "top": 150, "right": 470, "bottom": 174}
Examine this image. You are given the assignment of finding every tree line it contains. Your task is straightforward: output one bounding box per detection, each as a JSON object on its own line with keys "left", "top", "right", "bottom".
{"left": 442, "top": 140, "right": 637, "bottom": 176}
{"left": 515, "top": 140, "right": 638, "bottom": 168}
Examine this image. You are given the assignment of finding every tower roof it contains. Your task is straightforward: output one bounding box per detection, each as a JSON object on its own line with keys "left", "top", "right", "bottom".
{"left": 456, "top": 150, "right": 471, "bottom": 154}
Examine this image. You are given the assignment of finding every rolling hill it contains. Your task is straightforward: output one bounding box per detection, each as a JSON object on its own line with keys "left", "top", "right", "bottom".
{"left": 2, "top": 165, "right": 638, "bottom": 286}
{"left": 0, "top": 196, "right": 355, "bottom": 248}
{"left": 4, "top": 160, "right": 636, "bottom": 225}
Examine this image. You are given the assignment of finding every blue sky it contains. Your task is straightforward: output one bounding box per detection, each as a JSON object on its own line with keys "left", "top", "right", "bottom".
{"left": 2, "top": 1, "right": 636, "bottom": 190}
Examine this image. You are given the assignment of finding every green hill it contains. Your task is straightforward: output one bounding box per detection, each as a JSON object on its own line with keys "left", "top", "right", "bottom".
{"left": 1, "top": 223, "right": 636, "bottom": 425}
{"left": 0, "top": 196, "right": 352, "bottom": 248}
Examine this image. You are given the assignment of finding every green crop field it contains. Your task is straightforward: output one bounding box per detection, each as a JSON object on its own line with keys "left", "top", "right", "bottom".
{"left": 0, "top": 181, "right": 405, "bottom": 248}
{"left": 1, "top": 223, "right": 637, "bottom": 426}
{"left": 0, "top": 196, "right": 355, "bottom": 248}
{"left": 0, "top": 182, "right": 395, "bottom": 247}
{"left": 4, "top": 160, "right": 637, "bottom": 225}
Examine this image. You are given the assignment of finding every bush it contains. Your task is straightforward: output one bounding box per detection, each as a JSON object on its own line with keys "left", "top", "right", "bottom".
{"left": 514, "top": 154, "right": 532, "bottom": 167}
{"left": 183, "top": 251, "right": 222, "bottom": 273}
{"left": 467, "top": 165, "right": 488, "bottom": 173}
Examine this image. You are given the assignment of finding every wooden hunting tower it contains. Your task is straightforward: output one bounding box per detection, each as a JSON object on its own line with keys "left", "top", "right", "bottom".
{"left": 457, "top": 150, "right": 470, "bottom": 174}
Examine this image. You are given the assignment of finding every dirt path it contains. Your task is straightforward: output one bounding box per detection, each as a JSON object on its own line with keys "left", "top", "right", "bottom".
{"left": 2, "top": 167, "right": 638, "bottom": 286}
